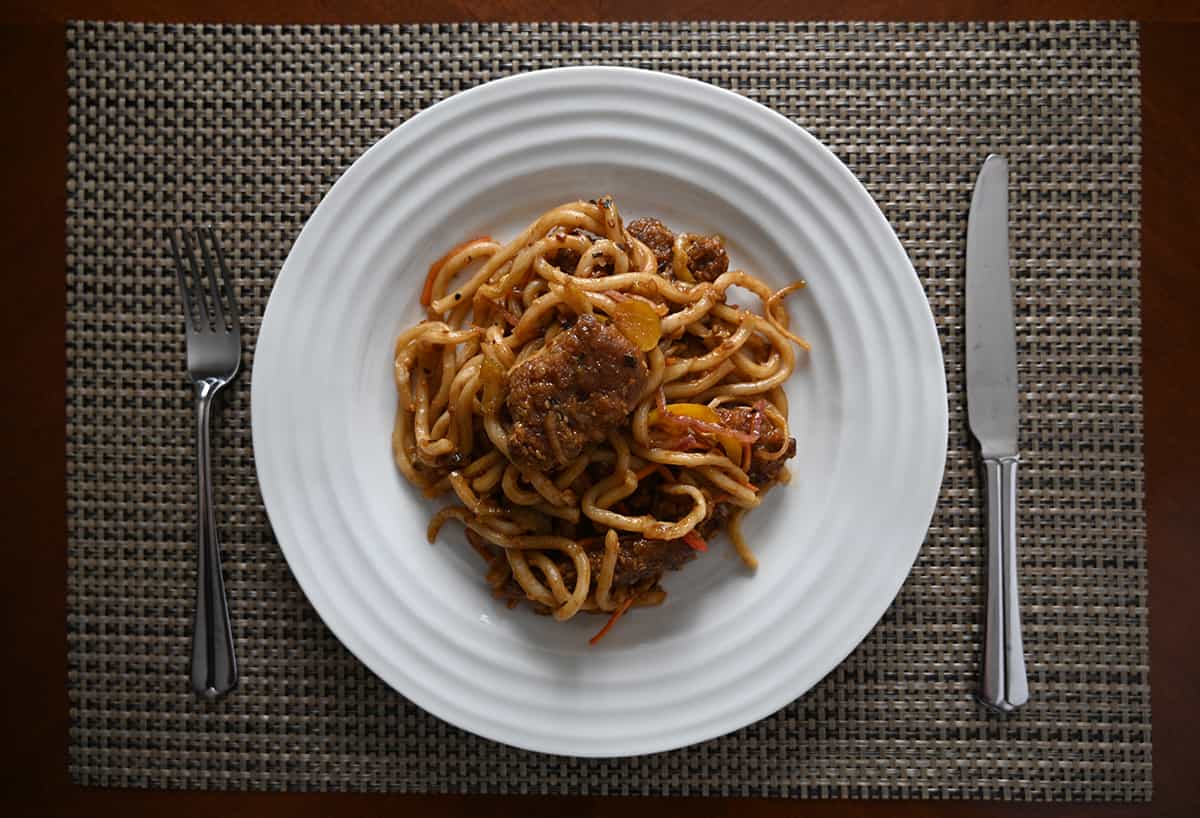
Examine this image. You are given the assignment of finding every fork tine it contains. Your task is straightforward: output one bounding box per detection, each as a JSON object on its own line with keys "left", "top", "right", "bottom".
{"left": 166, "top": 228, "right": 197, "bottom": 331}
{"left": 195, "top": 227, "right": 227, "bottom": 332}
{"left": 180, "top": 229, "right": 212, "bottom": 330}
{"left": 205, "top": 226, "right": 240, "bottom": 333}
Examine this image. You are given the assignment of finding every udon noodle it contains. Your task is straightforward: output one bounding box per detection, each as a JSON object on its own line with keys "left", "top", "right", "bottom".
{"left": 393, "top": 196, "right": 808, "bottom": 642}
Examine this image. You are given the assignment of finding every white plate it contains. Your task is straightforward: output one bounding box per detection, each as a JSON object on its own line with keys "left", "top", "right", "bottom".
{"left": 252, "top": 67, "right": 947, "bottom": 757}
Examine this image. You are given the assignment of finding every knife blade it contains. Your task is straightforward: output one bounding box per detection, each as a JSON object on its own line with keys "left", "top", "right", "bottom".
{"left": 967, "top": 155, "right": 1018, "bottom": 459}
{"left": 966, "top": 154, "right": 1029, "bottom": 713}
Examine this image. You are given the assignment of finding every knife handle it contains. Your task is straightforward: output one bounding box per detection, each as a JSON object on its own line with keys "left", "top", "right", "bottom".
{"left": 979, "top": 455, "right": 1029, "bottom": 712}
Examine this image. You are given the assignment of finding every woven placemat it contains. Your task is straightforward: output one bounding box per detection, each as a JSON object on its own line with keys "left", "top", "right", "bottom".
{"left": 66, "top": 20, "right": 1148, "bottom": 799}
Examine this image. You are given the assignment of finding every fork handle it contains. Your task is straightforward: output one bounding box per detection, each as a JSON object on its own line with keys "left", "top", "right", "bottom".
{"left": 190, "top": 378, "right": 238, "bottom": 699}
{"left": 978, "top": 455, "right": 1028, "bottom": 712}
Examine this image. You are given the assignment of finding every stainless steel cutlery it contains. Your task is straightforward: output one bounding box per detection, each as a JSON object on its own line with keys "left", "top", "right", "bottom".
{"left": 168, "top": 226, "right": 241, "bottom": 699}
{"left": 966, "top": 154, "right": 1029, "bottom": 713}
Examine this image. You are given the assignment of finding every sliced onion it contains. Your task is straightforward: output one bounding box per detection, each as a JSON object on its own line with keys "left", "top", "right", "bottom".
{"left": 648, "top": 402, "right": 749, "bottom": 461}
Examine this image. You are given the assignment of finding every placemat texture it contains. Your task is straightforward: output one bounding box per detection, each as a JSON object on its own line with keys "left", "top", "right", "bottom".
{"left": 66, "top": 20, "right": 1148, "bottom": 799}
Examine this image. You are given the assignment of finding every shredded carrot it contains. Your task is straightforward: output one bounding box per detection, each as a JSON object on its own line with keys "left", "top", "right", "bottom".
{"left": 420, "top": 235, "right": 492, "bottom": 308}
{"left": 741, "top": 438, "right": 753, "bottom": 472}
{"left": 589, "top": 595, "right": 637, "bottom": 645}
{"left": 683, "top": 530, "right": 709, "bottom": 552}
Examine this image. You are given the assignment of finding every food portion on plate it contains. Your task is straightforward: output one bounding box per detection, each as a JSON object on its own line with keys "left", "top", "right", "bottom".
{"left": 392, "top": 196, "right": 809, "bottom": 642}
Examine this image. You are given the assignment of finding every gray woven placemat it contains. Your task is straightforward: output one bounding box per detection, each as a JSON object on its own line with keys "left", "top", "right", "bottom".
{"left": 66, "top": 20, "right": 1148, "bottom": 799}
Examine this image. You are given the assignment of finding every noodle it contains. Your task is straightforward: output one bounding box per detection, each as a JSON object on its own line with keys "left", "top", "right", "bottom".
{"left": 394, "top": 196, "right": 807, "bottom": 638}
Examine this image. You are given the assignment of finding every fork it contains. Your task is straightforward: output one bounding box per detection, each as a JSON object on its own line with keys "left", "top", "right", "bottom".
{"left": 167, "top": 226, "right": 241, "bottom": 699}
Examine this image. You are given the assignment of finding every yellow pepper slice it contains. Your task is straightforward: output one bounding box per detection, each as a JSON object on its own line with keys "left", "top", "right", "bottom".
{"left": 606, "top": 298, "right": 661, "bottom": 352}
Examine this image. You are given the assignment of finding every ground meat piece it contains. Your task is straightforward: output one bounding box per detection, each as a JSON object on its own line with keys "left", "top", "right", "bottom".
{"left": 603, "top": 537, "right": 695, "bottom": 588}
{"left": 716, "top": 404, "right": 797, "bottom": 487}
{"left": 557, "top": 536, "right": 695, "bottom": 590}
{"left": 500, "top": 536, "right": 693, "bottom": 611}
{"left": 506, "top": 314, "right": 649, "bottom": 471}
{"left": 647, "top": 485, "right": 707, "bottom": 525}
{"left": 651, "top": 485, "right": 731, "bottom": 537}
{"left": 551, "top": 246, "right": 581, "bottom": 272}
{"left": 704, "top": 499, "right": 733, "bottom": 534}
{"left": 627, "top": 217, "right": 675, "bottom": 272}
{"left": 685, "top": 234, "right": 729, "bottom": 282}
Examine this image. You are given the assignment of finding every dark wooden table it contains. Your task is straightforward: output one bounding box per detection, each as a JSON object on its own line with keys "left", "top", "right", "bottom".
{"left": 2, "top": 2, "right": 1197, "bottom": 817}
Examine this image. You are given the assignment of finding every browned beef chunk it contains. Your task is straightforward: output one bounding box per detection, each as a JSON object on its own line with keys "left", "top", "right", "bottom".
{"left": 685, "top": 234, "right": 730, "bottom": 282}
{"left": 627, "top": 217, "right": 675, "bottom": 272}
{"left": 554, "top": 536, "right": 695, "bottom": 591}
{"left": 628, "top": 217, "right": 730, "bottom": 284}
{"left": 506, "top": 314, "right": 649, "bottom": 471}
{"left": 716, "top": 404, "right": 797, "bottom": 487}
{"left": 600, "top": 537, "right": 695, "bottom": 588}
{"left": 551, "top": 246, "right": 581, "bottom": 272}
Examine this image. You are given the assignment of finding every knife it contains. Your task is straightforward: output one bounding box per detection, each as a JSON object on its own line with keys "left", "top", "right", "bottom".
{"left": 966, "top": 154, "right": 1029, "bottom": 713}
